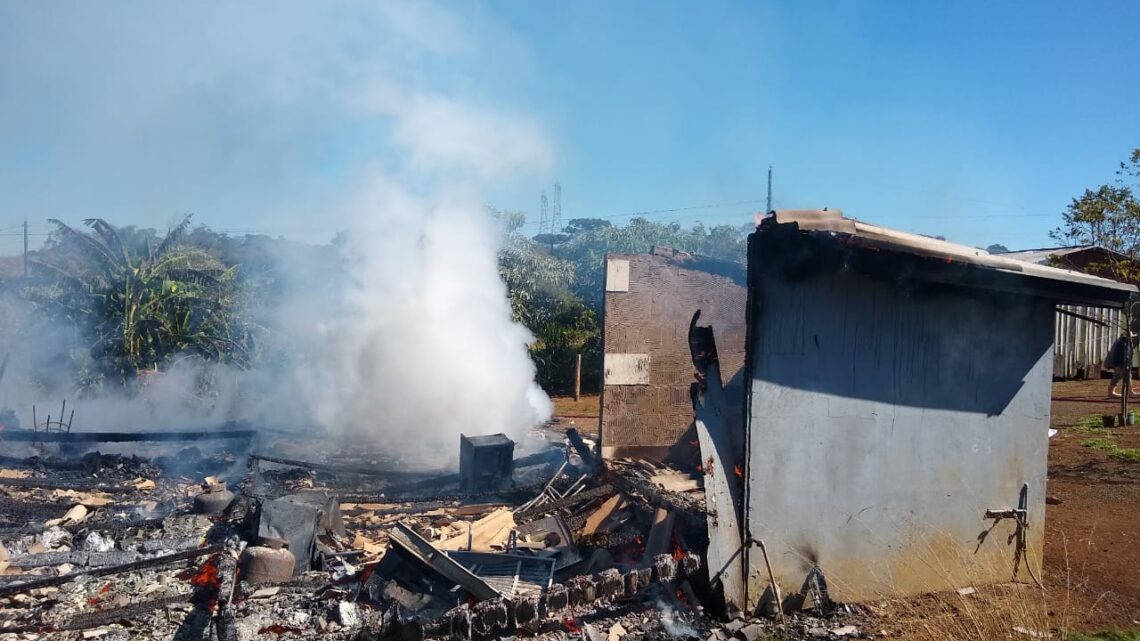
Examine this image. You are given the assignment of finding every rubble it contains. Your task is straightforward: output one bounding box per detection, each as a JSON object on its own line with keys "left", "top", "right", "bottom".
{"left": 0, "top": 426, "right": 864, "bottom": 641}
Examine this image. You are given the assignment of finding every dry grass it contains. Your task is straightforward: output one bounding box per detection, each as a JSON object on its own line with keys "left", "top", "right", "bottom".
{"left": 551, "top": 394, "right": 600, "bottom": 418}
{"left": 853, "top": 531, "right": 1138, "bottom": 640}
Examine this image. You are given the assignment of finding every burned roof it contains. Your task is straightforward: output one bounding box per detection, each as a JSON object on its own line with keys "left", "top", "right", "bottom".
{"left": 755, "top": 210, "right": 1137, "bottom": 308}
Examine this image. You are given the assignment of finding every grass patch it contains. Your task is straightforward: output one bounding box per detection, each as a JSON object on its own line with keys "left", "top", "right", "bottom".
{"left": 1071, "top": 414, "right": 1113, "bottom": 434}
{"left": 1064, "top": 630, "right": 1140, "bottom": 641}
{"left": 1108, "top": 447, "right": 1140, "bottom": 462}
{"left": 1080, "top": 436, "right": 1140, "bottom": 462}
{"left": 1081, "top": 437, "right": 1117, "bottom": 450}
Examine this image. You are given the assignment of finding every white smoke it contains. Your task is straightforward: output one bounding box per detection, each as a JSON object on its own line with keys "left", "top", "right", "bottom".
{"left": 295, "top": 183, "right": 552, "bottom": 465}
{"left": 0, "top": 2, "right": 557, "bottom": 465}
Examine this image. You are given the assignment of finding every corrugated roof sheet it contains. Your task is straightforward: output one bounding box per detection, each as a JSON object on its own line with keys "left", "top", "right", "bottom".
{"left": 767, "top": 210, "right": 1137, "bottom": 299}
{"left": 999, "top": 245, "right": 1114, "bottom": 266}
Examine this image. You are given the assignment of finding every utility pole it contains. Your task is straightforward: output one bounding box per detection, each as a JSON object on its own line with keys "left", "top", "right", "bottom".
{"left": 23, "top": 220, "right": 28, "bottom": 280}
{"left": 552, "top": 182, "right": 562, "bottom": 234}
{"left": 766, "top": 166, "right": 773, "bottom": 213}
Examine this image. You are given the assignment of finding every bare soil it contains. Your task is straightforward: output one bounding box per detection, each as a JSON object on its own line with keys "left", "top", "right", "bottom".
{"left": 1043, "top": 379, "right": 1140, "bottom": 629}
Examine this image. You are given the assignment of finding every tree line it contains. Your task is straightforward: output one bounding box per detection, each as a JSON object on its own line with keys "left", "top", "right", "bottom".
{"left": 1, "top": 212, "right": 748, "bottom": 400}
{"left": 497, "top": 212, "right": 748, "bottom": 396}
{"left": 9, "top": 146, "right": 1135, "bottom": 402}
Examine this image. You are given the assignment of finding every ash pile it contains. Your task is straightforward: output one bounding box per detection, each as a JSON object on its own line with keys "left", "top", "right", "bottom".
{"left": 0, "top": 425, "right": 859, "bottom": 641}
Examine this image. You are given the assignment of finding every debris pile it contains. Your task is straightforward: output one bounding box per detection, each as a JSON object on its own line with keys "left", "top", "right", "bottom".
{"left": 0, "top": 425, "right": 857, "bottom": 640}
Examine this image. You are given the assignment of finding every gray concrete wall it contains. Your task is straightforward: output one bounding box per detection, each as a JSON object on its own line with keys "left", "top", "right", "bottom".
{"left": 744, "top": 268, "right": 1053, "bottom": 606}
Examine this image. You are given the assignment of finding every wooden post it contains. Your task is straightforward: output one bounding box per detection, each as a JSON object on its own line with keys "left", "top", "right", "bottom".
{"left": 574, "top": 353, "right": 582, "bottom": 402}
{"left": 1123, "top": 306, "right": 1132, "bottom": 426}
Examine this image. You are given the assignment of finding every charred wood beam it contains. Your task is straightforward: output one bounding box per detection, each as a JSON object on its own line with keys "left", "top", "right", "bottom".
{"left": 565, "top": 429, "right": 597, "bottom": 473}
{"left": 258, "top": 450, "right": 534, "bottom": 485}
{"left": 0, "top": 477, "right": 134, "bottom": 492}
{"left": 0, "top": 429, "right": 256, "bottom": 443}
{"left": 0, "top": 498, "right": 73, "bottom": 520}
{"left": 609, "top": 473, "right": 705, "bottom": 527}
{"left": 343, "top": 479, "right": 550, "bottom": 509}
{"left": 0, "top": 545, "right": 223, "bottom": 599}
{"left": 0, "top": 594, "right": 193, "bottom": 633}
{"left": 0, "top": 523, "right": 43, "bottom": 537}
{"left": 249, "top": 453, "right": 429, "bottom": 481}
{"left": 80, "top": 516, "right": 169, "bottom": 537}
{"left": 513, "top": 484, "right": 613, "bottom": 523}
{"left": 366, "top": 450, "right": 565, "bottom": 498}
{"left": 214, "top": 554, "right": 239, "bottom": 641}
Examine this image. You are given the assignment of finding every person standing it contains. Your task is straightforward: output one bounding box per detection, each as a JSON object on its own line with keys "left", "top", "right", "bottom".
{"left": 1107, "top": 332, "right": 1134, "bottom": 398}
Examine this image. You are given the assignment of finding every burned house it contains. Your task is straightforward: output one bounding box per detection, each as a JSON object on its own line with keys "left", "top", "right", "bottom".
{"left": 599, "top": 247, "right": 747, "bottom": 459}
{"left": 721, "top": 211, "right": 1136, "bottom": 607}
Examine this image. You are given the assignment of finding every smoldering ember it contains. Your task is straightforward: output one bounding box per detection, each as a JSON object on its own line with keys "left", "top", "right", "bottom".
{"left": 2, "top": 211, "right": 1138, "bottom": 641}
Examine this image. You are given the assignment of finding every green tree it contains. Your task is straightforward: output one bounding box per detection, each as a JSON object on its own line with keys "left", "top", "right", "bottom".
{"left": 556, "top": 217, "right": 747, "bottom": 308}
{"left": 1051, "top": 149, "right": 1140, "bottom": 283}
{"left": 563, "top": 218, "right": 612, "bottom": 235}
{"left": 528, "top": 297, "right": 601, "bottom": 395}
{"left": 29, "top": 216, "right": 250, "bottom": 384}
{"left": 491, "top": 208, "right": 576, "bottom": 327}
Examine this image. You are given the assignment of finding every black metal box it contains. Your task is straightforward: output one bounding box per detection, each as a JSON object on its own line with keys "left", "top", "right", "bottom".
{"left": 459, "top": 433, "right": 515, "bottom": 492}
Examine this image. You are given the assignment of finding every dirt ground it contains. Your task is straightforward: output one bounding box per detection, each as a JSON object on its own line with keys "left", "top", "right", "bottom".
{"left": 1042, "top": 379, "right": 1140, "bottom": 629}
{"left": 551, "top": 394, "right": 601, "bottom": 436}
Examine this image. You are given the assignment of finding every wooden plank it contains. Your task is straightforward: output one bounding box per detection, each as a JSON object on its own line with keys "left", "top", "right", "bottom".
{"left": 582, "top": 494, "right": 625, "bottom": 535}
{"left": 650, "top": 472, "right": 703, "bottom": 493}
{"left": 435, "top": 507, "right": 515, "bottom": 551}
{"left": 639, "top": 507, "right": 676, "bottom": 568}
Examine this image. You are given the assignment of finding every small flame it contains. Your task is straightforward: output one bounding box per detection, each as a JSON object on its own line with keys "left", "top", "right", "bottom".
{"left": 734, "top": 464, "right": 743, "bottom": 478}
{"left": 190, "top": 557, "right": 221, "bottom": 588}
{"left": 259, "top": 625, "right": 304, "bottom": 635}
{"left": 672, "top": 544, "right": 685, "bottom": 562}
{"left": 86, "top": 582, "right": 114, "bottom": 606}
{"left": 562, "top": 618, "right": 581, "bottom": 634}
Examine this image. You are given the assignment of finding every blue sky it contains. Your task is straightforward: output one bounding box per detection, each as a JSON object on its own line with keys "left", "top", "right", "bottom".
{"left": 1, "top": 1, "right": 1138, "bottom": 255}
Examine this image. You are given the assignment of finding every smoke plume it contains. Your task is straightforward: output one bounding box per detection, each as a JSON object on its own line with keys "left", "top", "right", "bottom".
{"left": 0, "top": 2, "right": 556, "bottom": 467}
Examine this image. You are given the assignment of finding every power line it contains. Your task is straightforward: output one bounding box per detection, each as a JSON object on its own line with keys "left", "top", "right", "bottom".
{"left": 514, "top": 198, "right": 768, "bottom": 230}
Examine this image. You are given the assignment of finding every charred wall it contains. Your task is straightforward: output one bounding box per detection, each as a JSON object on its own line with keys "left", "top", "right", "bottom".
{"left": 599, "top": 248, "right": 747, "bottom": 459}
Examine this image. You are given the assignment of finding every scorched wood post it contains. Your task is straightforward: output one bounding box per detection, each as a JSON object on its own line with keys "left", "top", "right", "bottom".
{"left": 574, "top": 353, "right": 582, "bottom": 402}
